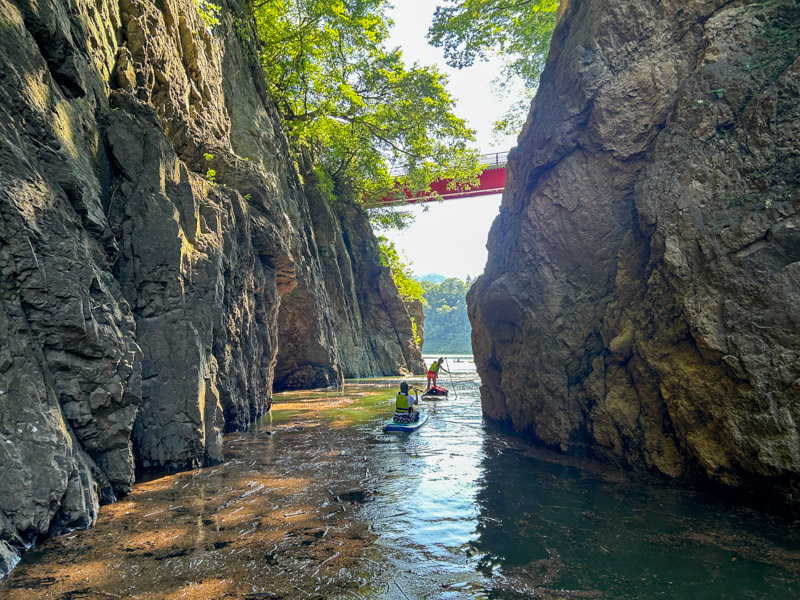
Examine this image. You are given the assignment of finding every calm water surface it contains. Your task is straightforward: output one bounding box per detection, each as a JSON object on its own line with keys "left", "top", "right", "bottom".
{"left": 2, "top": 360, "right": 799, "bottom": 598}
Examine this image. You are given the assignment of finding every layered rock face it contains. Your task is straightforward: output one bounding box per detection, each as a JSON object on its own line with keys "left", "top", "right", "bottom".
{"left": 470, "top": 0, "right": 800, "bottom": 503}
{"left": 0, "top": 0, "right": 421, "bottom": 575}
{"left": 274, "top": 165, "right": 425, "bottom": 389}
{"left": 330, "top": 201, "right": 426, "bottom": 378}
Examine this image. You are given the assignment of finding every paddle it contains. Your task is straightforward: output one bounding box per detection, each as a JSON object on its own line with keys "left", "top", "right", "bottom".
{"left": 445, "top": 358, "right": 458, "bottom": 400}
{"left": 410, "top": 385, "right": 433, "bottom": 415}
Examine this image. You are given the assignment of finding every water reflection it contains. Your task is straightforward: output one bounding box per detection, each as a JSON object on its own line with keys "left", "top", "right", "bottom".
{"left": 473, "top": 430, "right": 800, "bottom": 598}
{"left": 365, "top": 377, "right": 485, "bottom": 558}
{"left": 2, "top": 366, "right": 799, "bottom": 599}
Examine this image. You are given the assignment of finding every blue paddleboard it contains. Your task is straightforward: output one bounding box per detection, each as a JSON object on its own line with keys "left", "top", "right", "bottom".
{"left": 383, "top": 411, "right": 429, "bottom": 433}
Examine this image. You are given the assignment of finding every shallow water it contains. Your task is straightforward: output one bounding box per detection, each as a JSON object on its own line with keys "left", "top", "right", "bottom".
{"left": 2, "top": 366, "right": 800, "bottom": 599}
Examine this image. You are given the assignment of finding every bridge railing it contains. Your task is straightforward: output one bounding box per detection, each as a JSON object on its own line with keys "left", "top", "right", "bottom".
{"left": 481, "top": 150, "right": 509, "bottom": 168}
{"left": 388, "top": 150, "right": 509, "bottom": 177}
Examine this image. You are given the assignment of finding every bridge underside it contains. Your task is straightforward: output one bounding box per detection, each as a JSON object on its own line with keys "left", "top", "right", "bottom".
{"left": 366, "top": 166, "right": 506, "bottom": 208}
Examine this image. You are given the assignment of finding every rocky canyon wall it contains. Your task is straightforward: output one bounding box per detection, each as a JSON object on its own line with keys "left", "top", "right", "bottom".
{"left": 273, "top": 162, "right": 425, "bottom": 390}
{"left": 0, "top": 0, "right": 420, "bottom": 575}
{"left": 469, "top": 0, "right": 800, "bottom": 505}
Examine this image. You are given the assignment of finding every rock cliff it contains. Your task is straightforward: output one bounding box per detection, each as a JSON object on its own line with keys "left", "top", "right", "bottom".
{"left": 0, "top": 0, "right": 420, "bottom": 575}
{"left": 273, "top": 162, "right": 425, "bottom": 390}
{"left": 469, "top": 0, "right": 800, "bottom": 505}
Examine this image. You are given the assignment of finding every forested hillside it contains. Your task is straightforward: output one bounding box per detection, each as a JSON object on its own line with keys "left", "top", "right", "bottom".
{"left": 422, "top": 278, "right": 472, "bottom": 354}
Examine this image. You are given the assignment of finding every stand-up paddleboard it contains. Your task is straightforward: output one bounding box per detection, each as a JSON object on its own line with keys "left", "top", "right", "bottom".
{"left": 383, "top": 411, "right": 429, "bottom": 433}
{"left": 422, "top": 386, "right": 448, "bottom": 400}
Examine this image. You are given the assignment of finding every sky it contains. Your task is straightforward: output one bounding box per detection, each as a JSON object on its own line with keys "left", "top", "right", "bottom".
{"left": 379, "top": 1, "right": 526, "bottom": 281}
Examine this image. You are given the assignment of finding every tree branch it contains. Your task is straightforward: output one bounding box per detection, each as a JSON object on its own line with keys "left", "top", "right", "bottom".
{"left": 485, "top": 0, "right": 540, "bottom": 16}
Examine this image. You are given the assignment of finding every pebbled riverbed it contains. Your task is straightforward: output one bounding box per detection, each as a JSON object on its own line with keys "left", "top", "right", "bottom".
{"left": 2, "top": 365, "right": 800, "bottom": 599}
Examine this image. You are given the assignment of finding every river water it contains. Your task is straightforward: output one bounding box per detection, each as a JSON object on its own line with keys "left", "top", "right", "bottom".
{"left": 2, "top": 362, "right": 800, "bottom": 599}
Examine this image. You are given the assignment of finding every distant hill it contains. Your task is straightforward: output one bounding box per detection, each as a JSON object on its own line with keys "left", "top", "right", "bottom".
{"left": 417, "top": 273, "right": 446, "bottom": 284}
{"left": 421, "top": 277, "right": 472, "bottom": 355}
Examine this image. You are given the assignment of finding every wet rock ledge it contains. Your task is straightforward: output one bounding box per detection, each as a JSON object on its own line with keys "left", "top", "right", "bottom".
{"left": 469, "top": 0, "right": 800, "bottom": 507}
{"left": 0, "top": 0, "right": 422, "bottom": 575}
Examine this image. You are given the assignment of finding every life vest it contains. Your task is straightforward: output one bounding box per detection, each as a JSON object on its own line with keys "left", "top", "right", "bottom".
{"left": 429, "top": 361, "right": 439, "bottom": 374}
{"left": 396, "top": 392, "right": 413, "bottom": 413}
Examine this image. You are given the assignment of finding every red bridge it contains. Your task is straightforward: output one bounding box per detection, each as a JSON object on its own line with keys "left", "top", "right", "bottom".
{"left": 364, "top": 151, "right": 508, "bottom": 208}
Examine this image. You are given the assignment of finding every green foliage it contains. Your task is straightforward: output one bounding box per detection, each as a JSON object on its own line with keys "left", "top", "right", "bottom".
{"left": 377, "top": 236, "right": 425, "bottom": 302}
{"left": 694, "top": 89, "right": 726, "bottom": 109}
{"left": 195, "top": 0, "right": 221, "bottom": 28}
{"left": 411, "top": 318, "right": 422, "bottom": 347}
{"left": 249, "top": 0, "right": 481, "bottom": 208}
{"left": 312, "top": 164, "right": 337, "bottom": 204}
{"left": 369, "top": 207, "right": 416, "bottom": 231}
{"left": 203, "top": 153, "right": 217, "bottom": 185}
{"left": 428, "top": 0, "right": 558, "bottom": 135}
{"left": 421, "top": 277, "right": 472, "bottom": 354}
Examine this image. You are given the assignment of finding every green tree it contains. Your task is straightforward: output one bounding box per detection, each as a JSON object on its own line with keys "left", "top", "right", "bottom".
{"left": 195, "top": 0, "right": 221, "bottom": 27}
{"left": 368, "top": 207, "right": 416, "bottom": 232}
{"left": 378, "top": 237, "right": 425, "bottom": 346}
{"left": 421, "top": 277, "right": 472, "bottom": 354}
{"left": 428, "top": 0, "right": 558, "bottom": 135}
{"left": 249, "top": 0, "right": 482, "bottom": 207}
{"left": 377, "top": 237, "right": 425, "bottom": 303}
